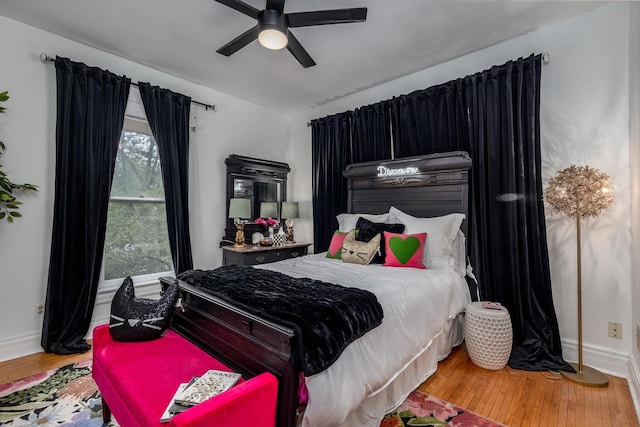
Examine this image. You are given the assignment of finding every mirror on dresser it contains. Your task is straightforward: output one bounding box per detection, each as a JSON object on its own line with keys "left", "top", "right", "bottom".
{"left": 223, "top": 154, "right": 290, "bottom": 245}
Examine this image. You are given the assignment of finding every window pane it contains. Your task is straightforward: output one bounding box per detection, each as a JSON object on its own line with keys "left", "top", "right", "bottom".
{"left": 111, "top": 130, "right": 164, "bottom": 198}
{"left": 104, "top": 125, "right": 173, "bottom": 282}
{"left": 104, "top": 201, "right": 173, "bottom": 280}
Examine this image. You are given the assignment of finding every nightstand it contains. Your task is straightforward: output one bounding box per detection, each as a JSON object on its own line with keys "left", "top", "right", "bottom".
{"left": 222, "top": 242, "right": 311, "bottom": 266}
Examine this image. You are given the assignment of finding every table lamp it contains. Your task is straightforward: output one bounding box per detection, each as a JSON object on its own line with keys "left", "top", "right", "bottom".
{"left": 228, "top": 198, "right": 251, "bottom": 246}
{"left": 545, "top": 165, "right": 614, "bottom": 387}
{"left": 259, "top": 201, "right": 278, "bottom": 219}
{"left": 281, "top": 202, "right": 299, "bottom": 242}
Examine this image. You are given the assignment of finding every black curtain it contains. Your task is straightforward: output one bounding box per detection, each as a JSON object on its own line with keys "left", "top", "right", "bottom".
{"left": 462, "top": 56, "right": 570, "bottom": 371}
{"left": 311, "top": 112, "right": 352, "bottom": 252}
{"left": 352, "top": 102, "right": 393, "bottom": 162}
{"left": 390, "top": 54, "right": 571, "bottom": 372}
{"left": 138, "top": 83, "right": 194, "bottom": 274}
{"left": 42, "top": 57, "right": 130, "bottom": 354}
{"left": 391, "top": 80, "right": 467, "bottom": 158}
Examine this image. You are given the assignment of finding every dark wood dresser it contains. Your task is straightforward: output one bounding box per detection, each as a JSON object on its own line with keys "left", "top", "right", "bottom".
{"left": 221, "top": 242, "right": 311, "bottom": 266}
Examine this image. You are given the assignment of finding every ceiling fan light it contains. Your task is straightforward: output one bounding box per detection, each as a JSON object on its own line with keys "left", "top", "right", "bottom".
{"left": 258, "top": 28, "right": 288, "bottom": 50}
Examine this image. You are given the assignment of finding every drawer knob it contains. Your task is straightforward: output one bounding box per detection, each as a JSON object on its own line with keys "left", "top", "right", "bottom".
{"left": 255, "top": 256, "right": 265, "bottom": 263}
{"left": 241, "top": 319, "right": 253, "bottom": 333}
{"left": 291, "top": 251, "right": 299, "bottom": 257}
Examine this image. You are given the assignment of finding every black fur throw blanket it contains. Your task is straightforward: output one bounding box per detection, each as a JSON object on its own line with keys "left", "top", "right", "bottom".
{"left": 177, "top": 265, "right": 384, "bottom": 376}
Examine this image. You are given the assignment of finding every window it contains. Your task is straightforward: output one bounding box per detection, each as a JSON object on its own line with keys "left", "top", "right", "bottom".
{"left": 103, "top": 117, "right": 173, "bottom": 284}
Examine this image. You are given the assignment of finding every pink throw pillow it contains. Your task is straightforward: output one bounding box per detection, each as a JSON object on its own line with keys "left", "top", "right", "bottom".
{"left": 326, "top": 230, "right": 355, "bottom": 259}
{"left": 383, "top": 231, "right": 427, "bottom": 269}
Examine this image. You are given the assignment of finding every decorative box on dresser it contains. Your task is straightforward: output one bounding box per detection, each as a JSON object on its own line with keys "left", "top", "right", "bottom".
{"left": 222, "top": 242, "right": 311, "bottom": 266}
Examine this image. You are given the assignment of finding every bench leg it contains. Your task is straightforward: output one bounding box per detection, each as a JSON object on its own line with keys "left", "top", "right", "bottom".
{"left": 102, "top": 396, "right": 112, "bottom": 424}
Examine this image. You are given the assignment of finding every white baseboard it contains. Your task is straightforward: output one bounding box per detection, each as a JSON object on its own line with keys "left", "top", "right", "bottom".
{"left": 561, "top": 338, "right": 630, "bottom": 377}
{"left": 0, "top": 330, "right": 44, "bottom": 363}
{"left": 0, "top": 281, "right": 161, "bottom": 363}
{"left": 629, "top": 356, "right": 640, "bottom": 421}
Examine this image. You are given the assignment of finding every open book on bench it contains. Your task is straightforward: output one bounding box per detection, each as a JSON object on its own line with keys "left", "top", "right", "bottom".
{"left": 161, "top": 370, "right": 242, "bottom": 422}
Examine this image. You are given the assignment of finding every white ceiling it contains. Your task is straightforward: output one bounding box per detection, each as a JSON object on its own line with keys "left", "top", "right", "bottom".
{"left": 0, "top": 0, "right": 605, "bottom": 113}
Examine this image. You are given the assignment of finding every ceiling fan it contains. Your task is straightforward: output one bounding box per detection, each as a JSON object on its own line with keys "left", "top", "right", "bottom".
{"left": 214, "top": 0, "right": 368, "bottom": 68}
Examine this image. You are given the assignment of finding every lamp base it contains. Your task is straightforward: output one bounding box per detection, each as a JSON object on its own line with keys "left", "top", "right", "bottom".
{"left": 234, "top": 223, "right": 246, "bottom": 247}
{"left": 560, "top": 362, "right": 609, "bottom": 387}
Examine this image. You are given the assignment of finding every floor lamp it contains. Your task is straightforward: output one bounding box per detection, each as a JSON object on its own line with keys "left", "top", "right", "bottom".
{"left": 545, "top": 165, "right": 614, "bottom": 387}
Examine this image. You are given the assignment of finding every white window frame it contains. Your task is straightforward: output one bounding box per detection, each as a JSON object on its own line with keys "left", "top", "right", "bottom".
{"left": 99, "top": 95, "right": 174, "bottom": 292}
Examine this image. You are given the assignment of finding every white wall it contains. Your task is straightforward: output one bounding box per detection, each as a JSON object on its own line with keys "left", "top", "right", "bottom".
{"left": 289, "top": 3, "right": 634, "bottom": 376}
{"left": 0, "top": 15, "right": 290, "bottom": 361}
{"left": 629, "top": 0, "right": 640, "bottom": 405}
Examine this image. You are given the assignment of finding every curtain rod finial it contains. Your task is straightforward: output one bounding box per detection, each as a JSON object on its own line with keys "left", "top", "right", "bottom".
{"left": 40, "top": 52, "right": 53, "bottom": 62}
{"left": 542, "top": 52, "right": 550, "bottom": 64}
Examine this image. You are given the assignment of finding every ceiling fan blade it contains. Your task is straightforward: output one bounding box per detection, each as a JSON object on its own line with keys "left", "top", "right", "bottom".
{"left": 265, "top": 0, "right": 285, "bottom": 14}
{"left": 216, "top": 25, "right": 259, "bottom": 56}
{"left": 214, "top": 0, "right": 259, "bottom": 19}
{"left": 287, "top": 8, "right": 367, "bottom": 28}
{"left": 286, "top": 32, "right": 316, "bottom": 68}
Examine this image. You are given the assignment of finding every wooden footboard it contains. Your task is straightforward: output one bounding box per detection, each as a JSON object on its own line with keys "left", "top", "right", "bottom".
{"left": 160, "top": 277, "right": 299, "bottom": 427}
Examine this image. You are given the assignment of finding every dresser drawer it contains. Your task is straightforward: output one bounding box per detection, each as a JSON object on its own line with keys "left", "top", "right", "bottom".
{"left": 222, "top": 243, "right": 310, "bottom": 266}
{"left": 245, "top": 247, "right": 303, "bottom": 265}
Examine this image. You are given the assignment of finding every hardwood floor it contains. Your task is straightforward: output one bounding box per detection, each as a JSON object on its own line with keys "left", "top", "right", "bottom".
{"left": 1, "top": 344, "right": 638, "bottom": 426}
{"left": 420, "top": 346, "right": 639, "bottom": 427}
{"left": 0, "top": 343, "right": 92, "bottom": 384}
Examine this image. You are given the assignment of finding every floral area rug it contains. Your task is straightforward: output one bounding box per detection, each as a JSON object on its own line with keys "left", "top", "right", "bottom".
{"left": 0, "top": 360, "right": 118, "bottom": 426}
{"left": 382, "top": 389, "right": 505, "bottom": 427}
{"left": 1, "top": 362, "right": 503, "bottom": 427}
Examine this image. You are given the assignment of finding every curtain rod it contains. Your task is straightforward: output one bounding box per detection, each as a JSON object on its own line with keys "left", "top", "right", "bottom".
{"left": 305, "top": 52, "right": 550, "bottom": 127}
{"left": 40, "top": 53, "right": 215, "bottom": 111}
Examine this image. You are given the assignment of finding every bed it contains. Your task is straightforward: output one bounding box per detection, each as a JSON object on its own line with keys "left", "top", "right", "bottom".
{"left": 160, "top": 150, "right": 473, "bottom": 427}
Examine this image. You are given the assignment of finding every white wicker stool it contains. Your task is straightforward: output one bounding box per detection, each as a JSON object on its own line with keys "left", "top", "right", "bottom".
{"left": 464, "top": 301, "right": 513, "bottom": 370}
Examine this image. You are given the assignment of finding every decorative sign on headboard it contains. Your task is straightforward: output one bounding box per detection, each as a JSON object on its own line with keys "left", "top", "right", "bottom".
{"left": 376, "top": 165, "right": 419, "bottom": 177}
{"left": 344, "top": 151, "right": 472, "bottom": 236}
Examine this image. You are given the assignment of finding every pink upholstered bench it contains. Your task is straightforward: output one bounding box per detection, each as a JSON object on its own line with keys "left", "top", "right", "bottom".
{"left": 92, "top": 324, "right": 278, "bottom": 427}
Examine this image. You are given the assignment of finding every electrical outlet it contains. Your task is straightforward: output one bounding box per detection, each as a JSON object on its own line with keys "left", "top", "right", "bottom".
{"left": 34, "top": 303, "right": 44, "bottom": 318}
{"left": 608, "top": 321, "right": 622, "bottom": 339}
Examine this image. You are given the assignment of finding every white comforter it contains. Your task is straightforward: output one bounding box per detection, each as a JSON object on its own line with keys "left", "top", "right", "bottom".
{"left": 256, "top": 253, "right": 471, "bottom": 427}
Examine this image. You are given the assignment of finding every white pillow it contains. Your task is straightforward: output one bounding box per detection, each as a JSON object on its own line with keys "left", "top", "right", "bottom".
{"left": 453, "top": 230, "right": 466, "bottom": 277}
{"left": 388, "top": 206, "right": 465, "bottom": 269}
{"left": 336, "top": 212, "right": 391, "bottom": 232}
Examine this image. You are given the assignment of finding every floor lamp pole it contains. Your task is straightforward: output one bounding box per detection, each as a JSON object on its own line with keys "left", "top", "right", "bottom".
{"left": 576, "top": 215, "right": 583, "bottom": 372}
{"left": 560, "top": 214, "right": 608, "bottom": 387}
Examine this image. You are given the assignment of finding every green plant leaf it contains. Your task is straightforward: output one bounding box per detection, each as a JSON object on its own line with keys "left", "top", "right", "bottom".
{"left": 0, "top": 90, "right": 37, "bottom": 223}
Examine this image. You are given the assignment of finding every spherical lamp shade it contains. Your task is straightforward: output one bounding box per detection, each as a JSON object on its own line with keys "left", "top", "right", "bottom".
{"left": 545, "top": 165, "right": 613, "bottom": 219}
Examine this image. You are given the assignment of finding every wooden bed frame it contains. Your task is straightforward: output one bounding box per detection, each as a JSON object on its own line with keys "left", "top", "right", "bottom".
{"left": 160, "top": 151, "right": 471, "bottom": 427}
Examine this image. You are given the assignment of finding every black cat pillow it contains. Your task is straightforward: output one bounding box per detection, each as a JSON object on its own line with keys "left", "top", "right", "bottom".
{"left": 355, "top": 217, "right": 405, "bottom": 264}
{"left": 109, "top": 276, "right": 179, "bottom": 342}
